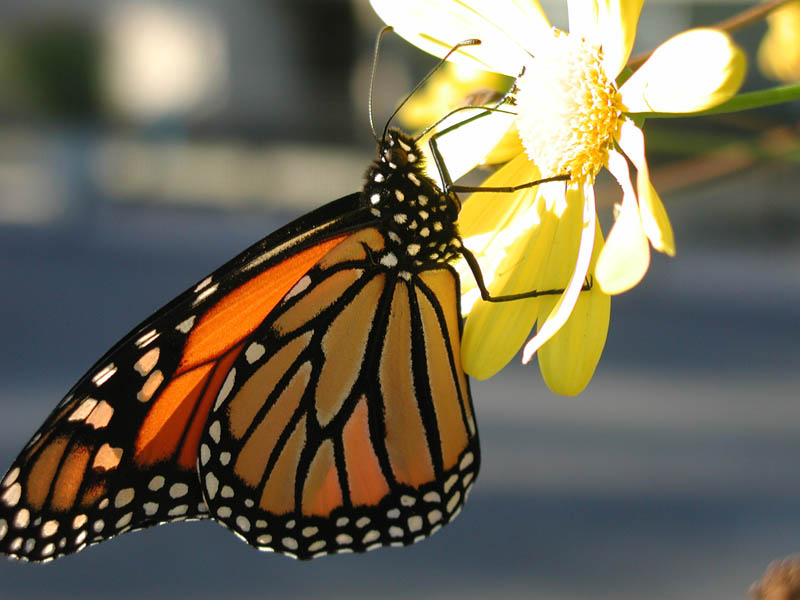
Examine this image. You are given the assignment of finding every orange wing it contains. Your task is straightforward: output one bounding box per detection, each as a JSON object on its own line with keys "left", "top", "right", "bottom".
{"left": 0, "top": 233, "right": 348, "bottom": 562}
{"left": 198, "top": 227, "right": 479, "bottom": 559}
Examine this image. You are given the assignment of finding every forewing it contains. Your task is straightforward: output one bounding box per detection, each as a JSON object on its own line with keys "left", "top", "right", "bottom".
{"left": 0, "top": 195, "right": 363, "bottom": 562}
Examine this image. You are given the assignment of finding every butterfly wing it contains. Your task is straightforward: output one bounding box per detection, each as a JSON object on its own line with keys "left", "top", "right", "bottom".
{"left": 199, "top": 226, "right": 479, "bottom": 559}
{"left": 0, "top": 193, "right": 370, "bottom": 562}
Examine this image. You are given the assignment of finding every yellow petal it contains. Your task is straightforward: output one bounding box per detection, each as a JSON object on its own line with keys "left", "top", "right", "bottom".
{"left": 522, "top": 183, "right": 596, "bottom": 363}
{"left": 398, "top": 62, "right": 512, "bottom": 130}
{"left": 616, "top": 121, "right": 675, "bottom": 255}
{"left": 461, "top": 206, "right": 553, "bottom": 380}
{"left": 369, "top": 0, "right": 549, "bottom": 76}
{"left": 457, "top": 154, "right": 542, "bottom": 308}
{"left": 538, "top": 219, "right": 610, "bottom": 396}
{"left": 567, "top": 0, "right": 643, "bottom": 78}
{"left": 418, "top": 107, "right": 516, "bottom": 188}
{"left": 757, "top": 0, "right": 800, "bottom": 83}
{"left": 595, "top": 150, "right": 649, "bottom": 294}
{"left": 458, "top": 152, "right": 540, "bottom": 245}
{"left": 620, "top": 28, "right": 746, "bottom": 113}
{"left": 483, "top": 122, "right": 525, "bottom": 165}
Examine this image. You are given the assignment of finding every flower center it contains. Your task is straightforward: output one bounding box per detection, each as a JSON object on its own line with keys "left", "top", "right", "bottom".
{"left": 514, "top": 30, "right": 624, "bottom": 185}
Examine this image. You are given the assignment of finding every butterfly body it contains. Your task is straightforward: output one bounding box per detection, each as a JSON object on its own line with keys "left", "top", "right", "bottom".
{"left": 0, "top": 129, "right": 480, "bottom": 562}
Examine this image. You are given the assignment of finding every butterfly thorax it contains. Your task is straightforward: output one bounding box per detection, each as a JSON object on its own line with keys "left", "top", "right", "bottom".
{"left": 361, "top": 128, "right": 462, "bottom": 275}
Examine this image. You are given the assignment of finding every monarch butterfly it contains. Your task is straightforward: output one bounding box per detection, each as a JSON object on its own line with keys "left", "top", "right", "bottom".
{"left": 0, "top": 33, "right": 571, "bottom": 563}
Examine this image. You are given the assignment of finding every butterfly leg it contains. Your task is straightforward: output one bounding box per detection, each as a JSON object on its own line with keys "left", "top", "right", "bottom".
{"left": 425, "top": 107, "right": 592, "bottom": 303}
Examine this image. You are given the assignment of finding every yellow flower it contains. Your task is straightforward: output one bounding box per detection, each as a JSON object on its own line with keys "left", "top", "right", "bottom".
{"left": 758, "top": 0, "right": 800, "bottom": 82}
{"left": 371, "top": 0, "right": 746, "bottom": 393}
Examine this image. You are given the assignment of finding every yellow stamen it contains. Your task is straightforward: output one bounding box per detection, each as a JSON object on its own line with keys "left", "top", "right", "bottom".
{"left": 515, "top": 30, "right": 625, "bottom": 185}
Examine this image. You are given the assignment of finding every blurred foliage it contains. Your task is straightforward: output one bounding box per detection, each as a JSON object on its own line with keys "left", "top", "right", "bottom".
{"left": 0, "top": 22, "right": 101, "bottom": 119}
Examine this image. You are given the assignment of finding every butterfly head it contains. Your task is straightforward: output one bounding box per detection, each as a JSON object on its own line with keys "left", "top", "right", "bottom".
{"left": 378, "top": 129, "right": 424, "bottom": 171}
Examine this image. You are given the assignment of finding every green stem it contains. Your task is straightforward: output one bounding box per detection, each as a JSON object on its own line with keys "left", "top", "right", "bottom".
{"left": 629, "top": 84, "right": 800, "bottom": 119}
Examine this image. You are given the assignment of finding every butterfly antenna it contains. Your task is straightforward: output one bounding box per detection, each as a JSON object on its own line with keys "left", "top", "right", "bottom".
{"left": 382, "top": 37, "right": 482, "bottom": 142}
{"left": 368, "top": 26, "right": 395, "bottom": 143}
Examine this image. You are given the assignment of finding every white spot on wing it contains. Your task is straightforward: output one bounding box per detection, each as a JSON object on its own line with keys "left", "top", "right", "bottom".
{"left": 194, "top": 283, "right": 219, "bottom": 306}
{"left": 148, "top": 476, "right": 165, "bottom": 491}
{"left": 283, "top": 537, "right": 303, "bottom": 552}
{"left": 134, "top": 348, "right": 160, "bottom": 376}
{"left": 380, "top": 253, "right": 398, "bottom": 268}
{"left": 13, "top": 508, "right": 30, "bottom": 528}
{"left": 68, "top": 398, "right": 97, "bottom": 422}
{"left": 407, "top": 516, "right": 423, "bottom": 533}
{"left": 85, "top": 400, "right": 114, "bottom": 429}
{"left": 446, "top": 491, "right": 461, "bottom": 513}
{"left": 2, "top": 482, "right": 22, "bottom": 507}
{"left": 114, "top": 488, "right": 135, "bottom": 508}
{"left": 459, "top": 452, "right": 474, "bottom": 470}
{"left": 200, "top": 444, "right": 211, "bottom": 466}
{"left": 137, "top": 370, "right": 164, "bottom": 403}
{"left": 209, "top": 420, "right": 221, "bottom": 444}
{"left": 168, "top": 505, "right": 188, "bottom": 517}
{"left": 135, "top": 329, "right": 160, "bottom": 348}
{"left": 205, "top": 472, "right": 219, "bottom": 499}
{"left": 169, "top": 483, "right": 189, "bottom": 499}
{"left": 214, "top": 369, "right": 236, "bottom": 412}
{"left": 423, "top": 491, "right": 440, "bottom": 503}
{"left": 175, "top": 316, "right": 196, "bottom": 334}
{"left": 2, "top": 467, "right": 20, "bottom": 488}
{"left": 236, "top": 516, "right": 251, "bottom": 532}
{"left": 115, "top": 513, "right": 133, "bottom": 529}
{"left": 362, "top": 530, "right": 380, "bottom": 544}
{"left": 284, "top": 275, "right": 311, "bottom": 302}
{"left": 194, "top": 276, "right": 212, "bottom": 292}
{"left": 92, "top": 364, "right": 117, "bottom": 387}
{"left": 245, "top": 343, "right": 265, "bottom": 364}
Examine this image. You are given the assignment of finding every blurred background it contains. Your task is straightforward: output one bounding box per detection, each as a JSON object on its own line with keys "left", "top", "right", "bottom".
{"left": 0, "top": 0, "right": 799, "bottom": 598}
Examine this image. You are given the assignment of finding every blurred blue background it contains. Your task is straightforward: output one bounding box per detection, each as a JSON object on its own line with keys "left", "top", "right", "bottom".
{"left": 1, "top": 1, "right": 799, "bottom": 598}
